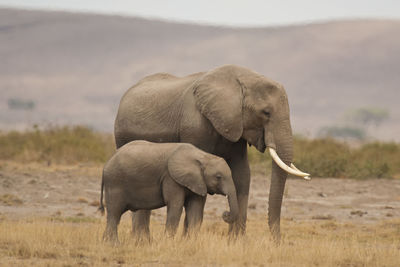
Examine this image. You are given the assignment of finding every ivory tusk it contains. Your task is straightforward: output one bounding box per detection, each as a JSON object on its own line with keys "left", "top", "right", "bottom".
{"left": 290, "top": 163, "right": 311, "bottom": 180}
{"left": 268, "top": 148, "right": 310, "bottom": 179}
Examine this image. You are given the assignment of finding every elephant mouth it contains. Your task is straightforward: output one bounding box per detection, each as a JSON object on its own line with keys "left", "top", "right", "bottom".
{"left": 248, "top": 140, "right": 266, "bottom": 153}
{"left": 256, "top": 142, "right": 266, "bottom": 153}
{"left": 247, "top": 128, "right": 266, "bottom": 153}
{"left": 254, "top": 135, "right": 266, "bottom": 153}
{"left": 208, "top": 190, "right": 215, "bottom": 195}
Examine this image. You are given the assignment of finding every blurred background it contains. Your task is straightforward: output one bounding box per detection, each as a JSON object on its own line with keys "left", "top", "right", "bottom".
{"left": 0, "top": 0, "right": 399, "bottom": 141}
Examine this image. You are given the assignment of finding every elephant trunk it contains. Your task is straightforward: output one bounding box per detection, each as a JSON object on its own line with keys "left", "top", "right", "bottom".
{"left": 265, "top": 119, "right": 293, "bottom": 243}
{"left": 222, "top": 182, "right": 239, "bottom": 224}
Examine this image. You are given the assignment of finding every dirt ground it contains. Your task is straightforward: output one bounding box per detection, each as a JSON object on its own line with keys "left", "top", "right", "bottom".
{"left": 0, "top": 162, "right": 399, "bottom": 225}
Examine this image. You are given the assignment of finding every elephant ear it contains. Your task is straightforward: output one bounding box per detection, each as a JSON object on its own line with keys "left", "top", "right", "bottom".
{"left": 193, "top": 65, "right": 243, "bottom": 142}
{"left": 167, "top": 146, "right": 207, "bottom": 197}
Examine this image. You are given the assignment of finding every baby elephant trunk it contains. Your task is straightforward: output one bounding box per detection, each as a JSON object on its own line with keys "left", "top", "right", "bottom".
{"left": 222, "top": 183, "right": 239, "bottom": 224}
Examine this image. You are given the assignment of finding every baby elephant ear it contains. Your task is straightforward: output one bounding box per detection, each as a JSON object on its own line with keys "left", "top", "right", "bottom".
{"left": 193, "top": 65, "right": 243, "bottom": 142}
{"left": 167, "top": 146, "right": 207, "bottom": 197}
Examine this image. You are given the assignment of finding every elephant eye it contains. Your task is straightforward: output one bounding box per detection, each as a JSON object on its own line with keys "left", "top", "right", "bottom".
{"left": 216, "top": 174, "right": 222, "bottom": 180}
{"left": 262, "top": 110, "right": 271, "bottom": 118}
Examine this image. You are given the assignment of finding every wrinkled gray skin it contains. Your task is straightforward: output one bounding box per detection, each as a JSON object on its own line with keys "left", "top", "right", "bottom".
{"left": 99, "top": 141, "right": 238, "bottom": 242}
{"left": 115, "top": 65, "right": 293, "bottom": 242}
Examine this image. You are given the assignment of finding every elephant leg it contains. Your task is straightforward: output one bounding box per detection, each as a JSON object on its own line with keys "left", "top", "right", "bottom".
{"left": 165, "top": 201, "right": 184, "bottom": 237}
{"left": 104, "top": 208, "right": 123, "bottom": 244}
{"left": 183, "top": 194, "right": 206, "bottom": 236}
{"left": 268, "top": 162, "right": 288, "bottom": 244}
{"left": 131, "top": 210, "right": 151, "bottom": 240}
{"left": 227, "top": 143, "right": 250, "bottom": 236}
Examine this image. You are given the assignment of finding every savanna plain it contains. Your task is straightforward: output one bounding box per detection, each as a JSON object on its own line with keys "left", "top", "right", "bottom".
{"left": 0, "top": 126, "right": 399, "bottom": 266}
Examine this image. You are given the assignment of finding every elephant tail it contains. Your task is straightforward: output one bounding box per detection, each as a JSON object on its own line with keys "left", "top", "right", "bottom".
{"left": 98, "top": 170, "right": 105, "bottom": 216}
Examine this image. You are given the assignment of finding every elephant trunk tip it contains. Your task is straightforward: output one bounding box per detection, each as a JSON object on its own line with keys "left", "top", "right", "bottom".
{"left": 98, "top": 205, "right": 105, "bottom": 216}
{"left": 222, "top": 211, "right": 238, "bottom": 224}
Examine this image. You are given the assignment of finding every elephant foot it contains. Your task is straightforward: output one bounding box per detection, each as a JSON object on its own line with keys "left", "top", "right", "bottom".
{"left": 222, "top": 211, "right": 238, "bottom": 224}
{"left": 133, "top": 234, "right": 151, "bottom": 245}
{"left": 103, "top": 232, "right": 120, "bottom": 246}
{"left": 228, "top": 220, "right": 246, "bottom": 237}
{"left": 269, "top": 222, "right": 281, "bottom": 245}
{"left": 131, "top": 230, "right": 151, "bottom": 244}
{"left": 131, "top": 210, "right": 151, "bottom": 241}
{"left": 271, "top": 233, "right": 281, "bottom": 246}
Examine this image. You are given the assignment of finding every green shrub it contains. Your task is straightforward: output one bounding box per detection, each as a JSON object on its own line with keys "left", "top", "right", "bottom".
{"left": 0, "top": 125, "right": 115, "bottom": 164}
{"left": 247, "top": 136, "right": 400, "bottom": 179}
{"left": 347, "top": 142, "right": 399, "bottom": 178}
{"left": 293, "top": 137, "right": 350, "bottom": 178}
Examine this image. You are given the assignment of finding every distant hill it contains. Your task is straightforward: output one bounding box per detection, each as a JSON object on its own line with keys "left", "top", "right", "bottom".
{"left": 1, "top": 8, "right": 399, "bottom": 141}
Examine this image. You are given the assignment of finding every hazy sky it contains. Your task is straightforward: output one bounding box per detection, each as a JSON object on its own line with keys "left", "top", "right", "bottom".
{"left": 0, "top": 0, "right": 399, "bottom": 26}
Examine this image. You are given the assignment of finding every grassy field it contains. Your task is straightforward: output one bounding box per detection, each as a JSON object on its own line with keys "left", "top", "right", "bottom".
{"left": 0, "top": 216, "right": 399, "bottom": 266}
{"left": 1, "top": 126, "right": 400, "bottom": 266}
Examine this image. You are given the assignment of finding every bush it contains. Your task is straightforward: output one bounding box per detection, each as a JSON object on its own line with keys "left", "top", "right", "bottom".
{"left": 347, "top": 142, "right": 399, "bottom": 178}
{"left": 248, "top": 136, "right": 400, "bottom": 179}
{"left": 0, "top": 125, "right": 115, "bottom": 164}
{"left": 293, "top": 138, "right": 400, "bottom": 179}
{"left": 0, "top": 126, "right": 399, "bottom": 178}
{"left": 293, "top": 137, "right": 350, "bottom": 178}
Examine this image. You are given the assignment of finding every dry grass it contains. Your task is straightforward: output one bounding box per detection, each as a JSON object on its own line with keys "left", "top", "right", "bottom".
{"left": 0, "top": 216, "right": 399, "bottom": 266}
{"left": 0, "top": 194, "right": 23, "bottom": 206}
{"left": 0, "top": 125, "right": 115, "bottom": 165}
{"left": 0, "top": 160, "right": 103, "bottom": 178}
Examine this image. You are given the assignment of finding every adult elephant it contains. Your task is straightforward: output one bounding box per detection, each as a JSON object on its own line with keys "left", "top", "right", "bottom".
{"left": 114, "top": 65, "right": 309, "bottom": 241}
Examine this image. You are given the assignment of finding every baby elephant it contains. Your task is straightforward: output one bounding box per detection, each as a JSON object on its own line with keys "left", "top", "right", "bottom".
{"left": 99, "top": 141, "right": 238, "bottom": 242}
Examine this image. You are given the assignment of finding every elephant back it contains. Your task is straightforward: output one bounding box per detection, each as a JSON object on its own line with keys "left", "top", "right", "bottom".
{"left": 114, "top": 73, "right": 203, "bottom": 147}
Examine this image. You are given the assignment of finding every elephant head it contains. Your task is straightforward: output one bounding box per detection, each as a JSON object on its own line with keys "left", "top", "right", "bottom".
{"left": 168, "top": 145, "right": 239, "bottom": 224}
{"left": 193, "top": 65, "right": 309, "bottom": 239}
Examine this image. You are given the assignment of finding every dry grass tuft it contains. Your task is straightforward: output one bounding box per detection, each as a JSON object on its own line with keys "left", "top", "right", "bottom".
{"left": 77, "top": 197, "right": 89, "bottom": 204}
{"left": 0, "top": 216, "right": 398, "bottom": 266}
{"left": 89, "top": 200, "right": 100, "bottom": 207}
{"left": 0, "top": 194, "right": 23, "bottom": 206}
